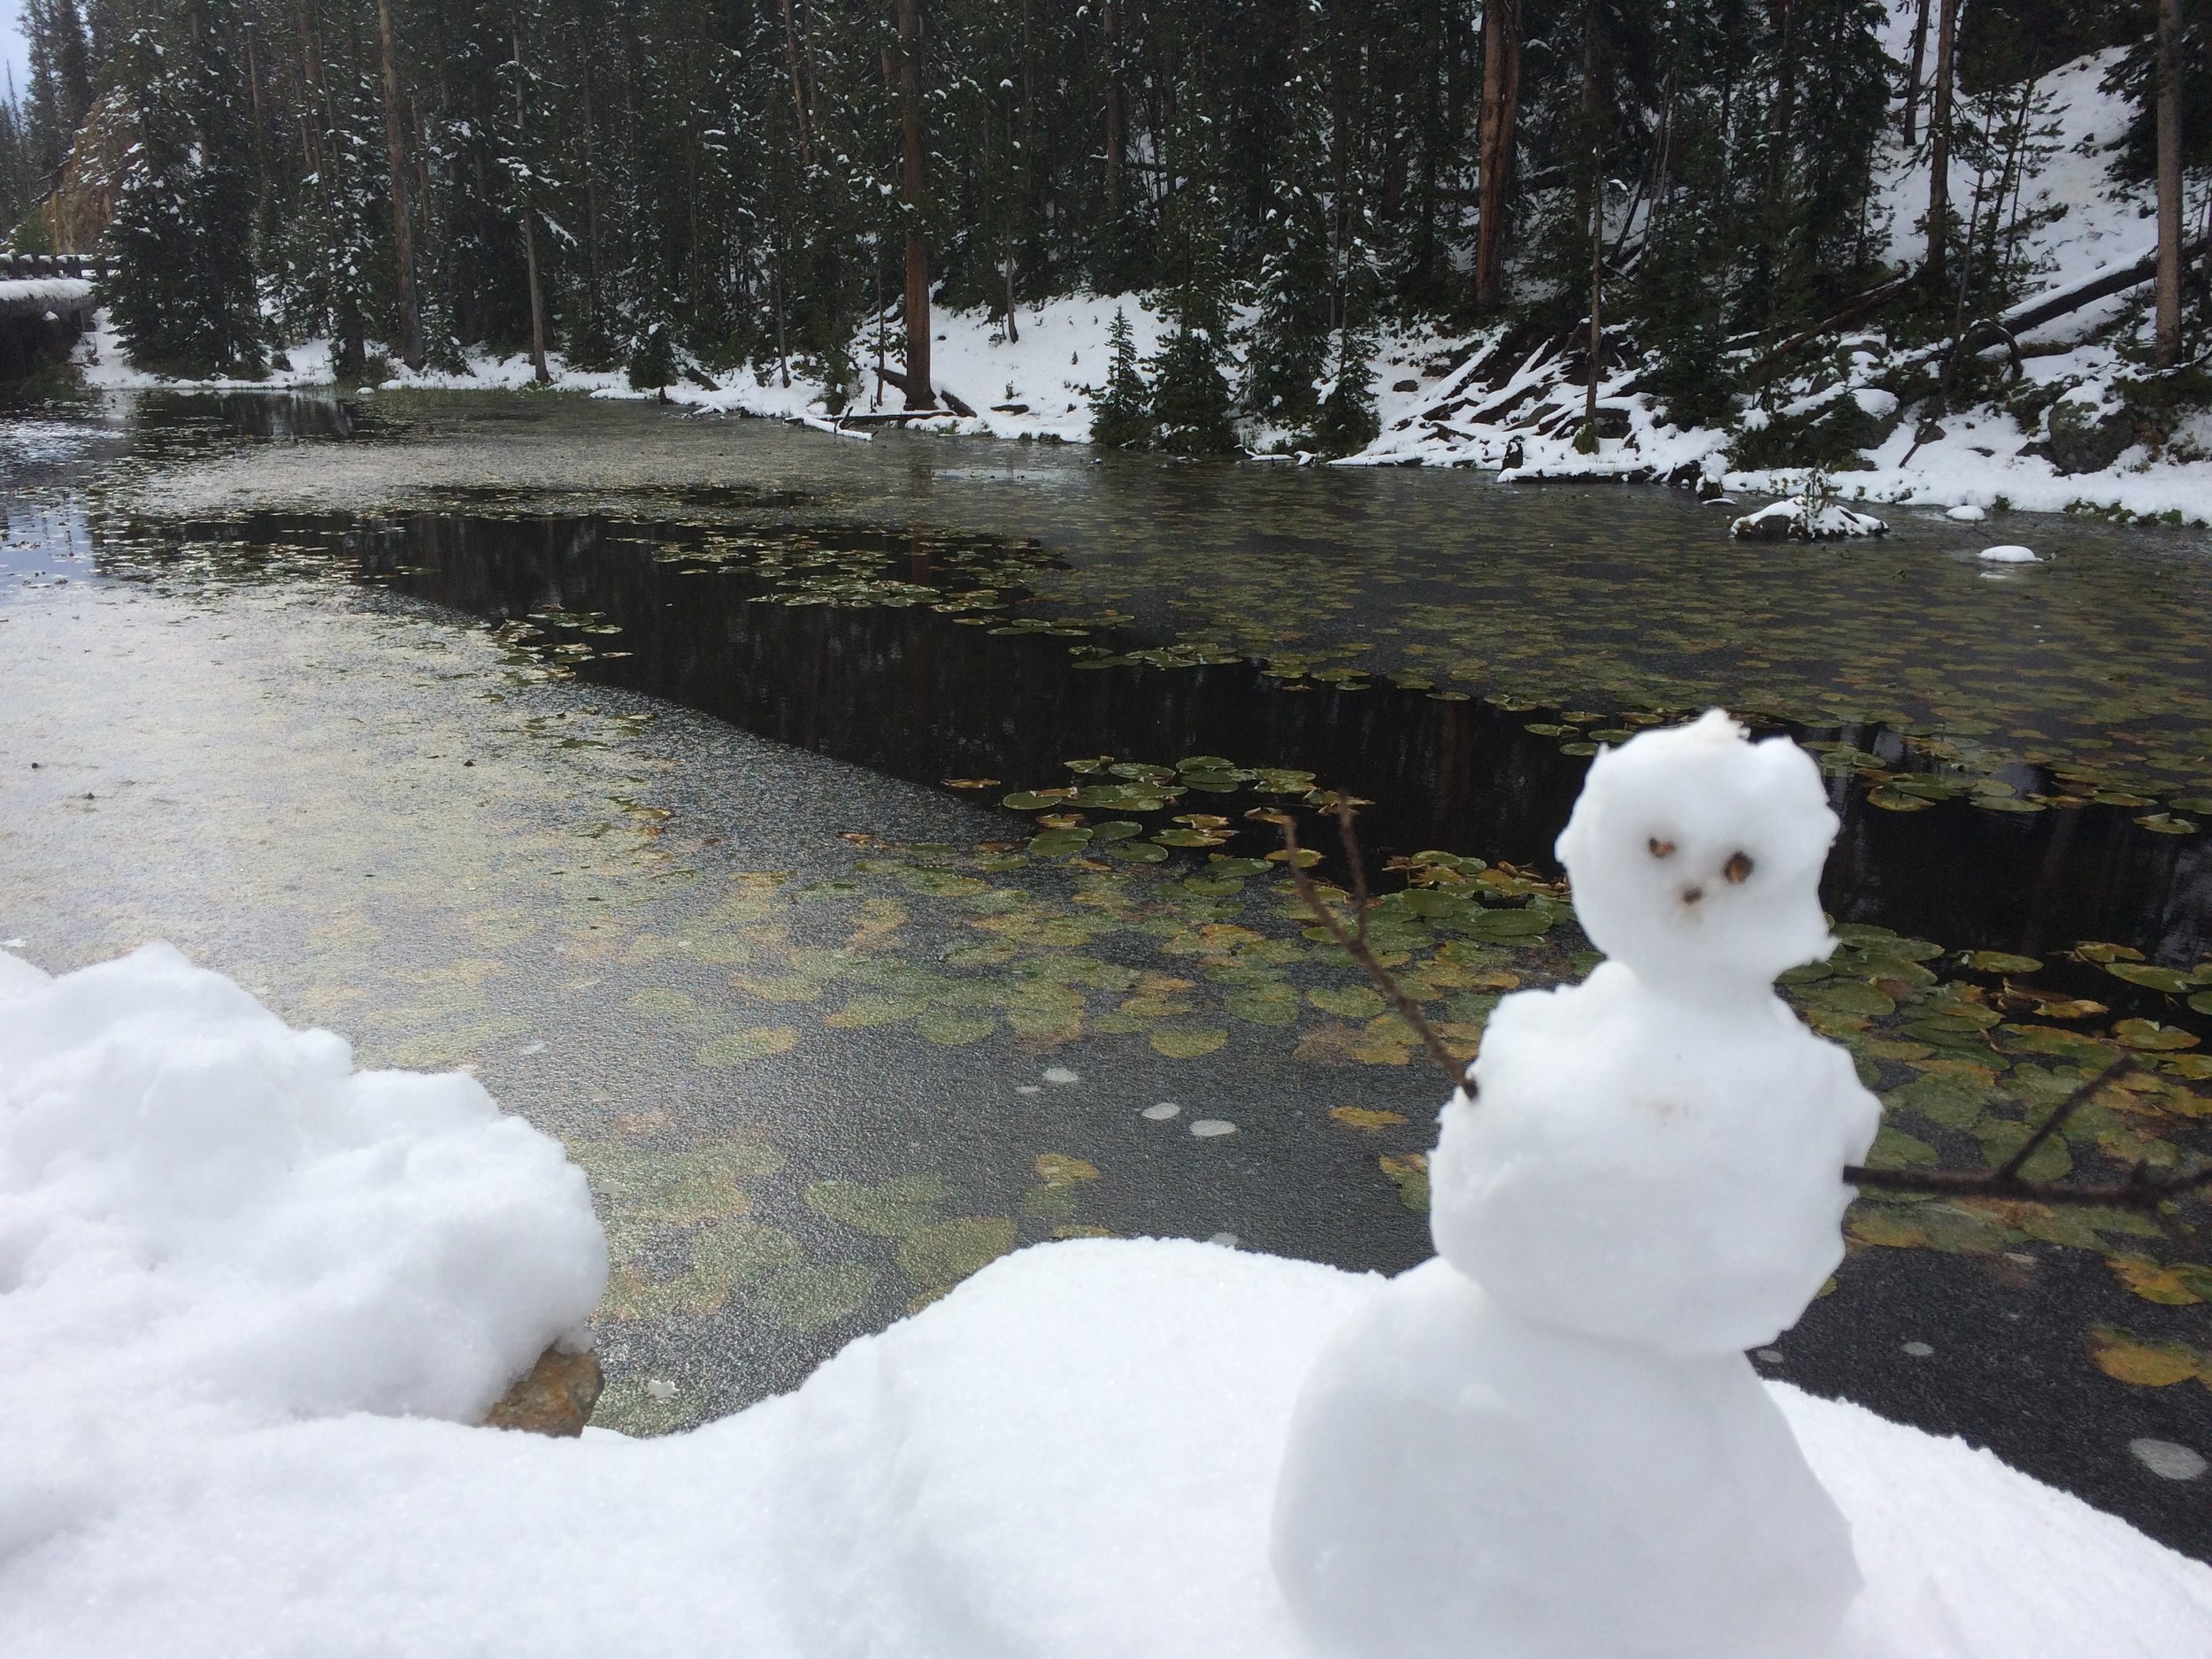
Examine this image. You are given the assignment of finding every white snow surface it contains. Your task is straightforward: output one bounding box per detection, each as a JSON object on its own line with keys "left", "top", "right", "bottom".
{"left": 4, "top": 942, "right": 2208, "bottom": 1655}
{"left": 0, "top": 944, "right": 605, "bottom": 1561}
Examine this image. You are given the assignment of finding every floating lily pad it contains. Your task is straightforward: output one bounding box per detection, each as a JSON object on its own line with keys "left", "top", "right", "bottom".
{"left": 1149, "top": 1025, "right": 1230, "bottom": 1059}
{"left": 2105, "top": 963, "right": 2197, "bottom": 994}
{"left": 2113, "top": 1018, "right": 2200, "bottom": 1052}
{"left": 695, "top": 1025, "right": 802, "bottom": 1066}
{"left": 2088, "top": 1326, "right": 2206, "bottom": 1387}
{"left": 1804, "top": 979, "right": 1897, "bottom": 1018}
{"left": 1962, "top": 950, "right": 2044, "bottom": 975}
{"left": 897, "top": 1217, "right": 1017, "bottom": 1296}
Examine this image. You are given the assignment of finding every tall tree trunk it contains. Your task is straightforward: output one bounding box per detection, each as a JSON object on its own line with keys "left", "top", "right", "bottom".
{"left": 1578, "top": 9, "right": 1601, "bottom": 451}
{"left": 2154, "top": 0, "right": 2183, "bottom": 365}
{"left": 1474, "top": 0, "right": 1521, "bottom": 313}
{"left": 1901, "top": 0, "right": 1931, "bottom": 146}
{"left": 780, "top": 0, "right": 813, "bottom": 165}
{"left": 1924, "top": 0, "right": 1958, "bottom": 289}
{"left": 514, "top": 30, "right": 549, "bottom": 385}
{"left": 374, "top": 0, "right": 423, "bottom": 369}
{"left": 1102, "top": 0, "right": 1124, "bottom": 220}
{"left": 896, "top": 0, "right": 931, "bottom": 407}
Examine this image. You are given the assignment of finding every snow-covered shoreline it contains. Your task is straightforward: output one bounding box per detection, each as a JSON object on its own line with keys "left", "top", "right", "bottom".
{"left": 65, "top": 19, "right": 2212, "bottom": 532}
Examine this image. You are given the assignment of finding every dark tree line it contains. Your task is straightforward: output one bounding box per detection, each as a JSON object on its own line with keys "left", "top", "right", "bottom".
{"left": 2, "top": 0, "right": 2200, "bottom": 429}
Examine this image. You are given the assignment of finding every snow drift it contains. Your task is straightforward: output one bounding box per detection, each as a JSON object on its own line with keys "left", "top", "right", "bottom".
{"left": 3, "top": 943, "right": 2208, "bottom": 1656}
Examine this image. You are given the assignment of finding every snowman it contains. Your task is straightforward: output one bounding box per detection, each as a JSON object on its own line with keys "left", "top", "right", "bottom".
{"left": 1271, "top": 710, "right": 1883, "bottom": 1659}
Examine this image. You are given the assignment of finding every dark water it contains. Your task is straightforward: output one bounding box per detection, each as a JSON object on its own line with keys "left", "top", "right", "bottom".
{"left": 100, "top": 503, "right": 2212, "bottom": 972}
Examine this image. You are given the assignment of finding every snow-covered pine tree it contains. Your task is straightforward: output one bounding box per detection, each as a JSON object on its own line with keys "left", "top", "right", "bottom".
{"left": 1148, "top": 67, "right": 1239, "bottom": 456}
{"left": 1090, "top": 305, "right": 1152, "bottom": 446}
{"left": 1310, "top": 317, "right": 1379, "bottom": 457}
{"left": 1242, "top": 6, "right": 1332, "bottom": 431}
{"left": 105, "top": 1, "right": 265, "bottom": 378}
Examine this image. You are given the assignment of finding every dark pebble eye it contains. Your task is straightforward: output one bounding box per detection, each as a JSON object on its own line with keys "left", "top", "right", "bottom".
{"left": 1724, "top": 851, "right": 1755, "bottom": 884}
{"left": 1648, "top": 837, "right": 1676, "bottom": 858}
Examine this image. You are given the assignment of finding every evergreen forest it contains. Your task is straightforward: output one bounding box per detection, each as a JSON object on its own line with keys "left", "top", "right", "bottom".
{"left": 1, "top": 0, "right": 2204, "bottom": 448}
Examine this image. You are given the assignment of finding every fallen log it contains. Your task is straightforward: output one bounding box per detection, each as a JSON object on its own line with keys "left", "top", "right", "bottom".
{"left": 2000, "top": 236, "right": 2207, "bottom": 336}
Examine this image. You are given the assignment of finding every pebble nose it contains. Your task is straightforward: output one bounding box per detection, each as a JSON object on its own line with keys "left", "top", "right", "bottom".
{"left": 1681, "top": 886, "right": 1706, "bottom": 906}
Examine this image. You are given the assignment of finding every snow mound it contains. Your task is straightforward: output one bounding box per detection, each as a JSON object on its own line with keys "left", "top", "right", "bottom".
{"left": 6, "top": 947, "right": 2208, "bottom": 1657}
{"left": 1978, "top": 544, "right": 2040, "bottom": 564}
{"left": 1946, "top": 504, "right": 1986, "bottom": 522}
{"left": 1731, "top": 496, "right": 1890, "bottom": 542}
{"left": 10, "top": 1236, "right": 2209, "bottom": 1657}
{"left": 0, "top": 944, "right": 605, "bottom": 1562}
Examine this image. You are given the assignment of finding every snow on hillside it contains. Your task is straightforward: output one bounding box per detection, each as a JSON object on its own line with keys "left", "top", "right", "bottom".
{"left": 69, "top": 3, "right": 2209, "bottom": 521}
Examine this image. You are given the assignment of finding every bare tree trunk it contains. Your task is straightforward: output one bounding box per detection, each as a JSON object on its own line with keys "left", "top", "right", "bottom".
{"left": 1579, "top": 12, "right": 1601, "bottom": 451}
{"left": 514, "top": 30, "right": 549, "bottom": 385}
{"left": 1901, "top": 0, "right": 1931, "bottom": 145}
{"left": 375, "top": 0, "right": 423, "bottom": 369}
{"left": 780, "top": 0, "right": 813, "bottom": 165}
{"left": 896, "top": 0, "right": 932, "bottom": 407}
{"left": 1474, "top": 0, "right": 1522, "bottom": 313}
{"left": 1924, "top": 0, "right": 1958, "bottom": 289}
{"left": 1102, "top": 0, "right": 1124, "bottom": 221}
{"left": 2154, "top": 0, "right": 2183, "bottom": 365}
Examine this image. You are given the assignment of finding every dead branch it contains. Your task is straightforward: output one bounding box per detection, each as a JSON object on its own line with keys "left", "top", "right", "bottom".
{"left": 1845, "top": 1055, "right": 2212, "bottom": 1214}
{"left": 1271, "top": 805, "right": 1470, "bottom": 1086}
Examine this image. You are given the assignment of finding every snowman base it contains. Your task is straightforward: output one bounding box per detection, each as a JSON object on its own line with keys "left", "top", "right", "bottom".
{"left": 1271, "top": 1258, "right": 1861, "bottom": 1659}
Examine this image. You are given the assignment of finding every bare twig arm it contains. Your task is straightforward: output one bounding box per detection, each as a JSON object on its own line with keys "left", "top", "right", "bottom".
{"left": 1844, "top": 1055, "right": 2212, "bottom": 1214}
{"left": 1272, "top": 810, "right": 1470, "bottom": 1085}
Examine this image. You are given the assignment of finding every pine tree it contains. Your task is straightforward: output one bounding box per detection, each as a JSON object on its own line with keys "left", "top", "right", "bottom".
{"left": 104, "top": 3, "right": 265, "bottom": 378}
{"left": 1242, "top": 19, "right": 1332, "bottom": 429}
{"left": 1310, "top": 319, "right": 1379, "bottom": 456}
{"left": 1089, "top": 306, "right": 1152, "bottom": 447}
{"left": 1148, "top": 69, "right": 1239, "bottom": 456}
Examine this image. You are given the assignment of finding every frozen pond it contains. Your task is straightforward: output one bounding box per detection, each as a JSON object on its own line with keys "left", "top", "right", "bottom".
{"left": 4, "top": 390, "right": 2209, "bottom": 1557}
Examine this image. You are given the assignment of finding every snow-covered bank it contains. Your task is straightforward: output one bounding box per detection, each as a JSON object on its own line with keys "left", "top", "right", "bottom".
{"left": 63, "top": 12, "right": 2212, "bottom": 524}
{"left": 4, "top": 940, "right": 2208, "bottom": 1656}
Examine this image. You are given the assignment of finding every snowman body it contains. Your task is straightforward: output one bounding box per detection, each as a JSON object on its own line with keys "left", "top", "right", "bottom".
{"left": 1271, "top": 711, "right": 1882, "bottom": 1659}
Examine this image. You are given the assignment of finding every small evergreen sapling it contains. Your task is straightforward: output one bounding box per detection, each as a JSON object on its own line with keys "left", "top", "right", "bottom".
{"left": 1310, "top": 323, "right": 1379, "bottom": 457}
{"left": 1089, "top": 308, "right": 1153, "bottom": 448}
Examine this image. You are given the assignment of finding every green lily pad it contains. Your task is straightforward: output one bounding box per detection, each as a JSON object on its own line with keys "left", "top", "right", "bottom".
{"left": 2114, "top": 1018, "right": 2200, "bottom": 1052}
{"left": 1028, "top": 829, "right": 1094, "bottom": 856}
{"left": 1962, "top": 950, "right": 2044, "bottom": 975}
{"left": 1462, "top": 907, "right": 1552, "bottom": 940}
{"left": 806, "top": 1174, "right": 953, "bottom": 1237}
{"left": 1804, "top": 979, "right": 1896, "bottom": 1018}
{"left": 1310, "top": 984, "right": 1387, "bottom": 1018}
{"left": 753, "top": 1261, "right": 876, "bottom": 1332}
{"left": 897, "top": 1217, "right": 1017, "bottom": 1295}
{"left": 916, "top": 1008, "right": 998, "bottom": 1045}
{"left": 1149, "top": 1025, "right": 1230, "bottom": 1059}
{"left": 695, "top": 1025, "right": 802, "bottom": 1066}
{"left": 2105, "top": 963, "right": 2197, "bottom": 994}
{"left": 1209, "top": 856, "right": 1271, "bottom": 878}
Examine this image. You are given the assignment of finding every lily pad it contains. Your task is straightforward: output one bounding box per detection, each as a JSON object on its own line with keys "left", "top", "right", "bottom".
{"left": 1149, "top": 1025, "right": 1230, "bottom": 1059}
{"left": 2104, "top": 963, "right": 2197, "bottom": 994}
{"left": 695, "top": 1025, "right": 802, "bottom": 1066}
{"left": 2113, "top": 1018, "right": 2200, "bottom": 1052}
{"left": 1962, "top": 950, "right": 2043, "bottom": 975}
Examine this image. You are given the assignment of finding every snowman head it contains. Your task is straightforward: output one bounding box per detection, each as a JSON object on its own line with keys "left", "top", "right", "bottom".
{"left": 1554, "top": 711, "right": 1837, "bottom": 997}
